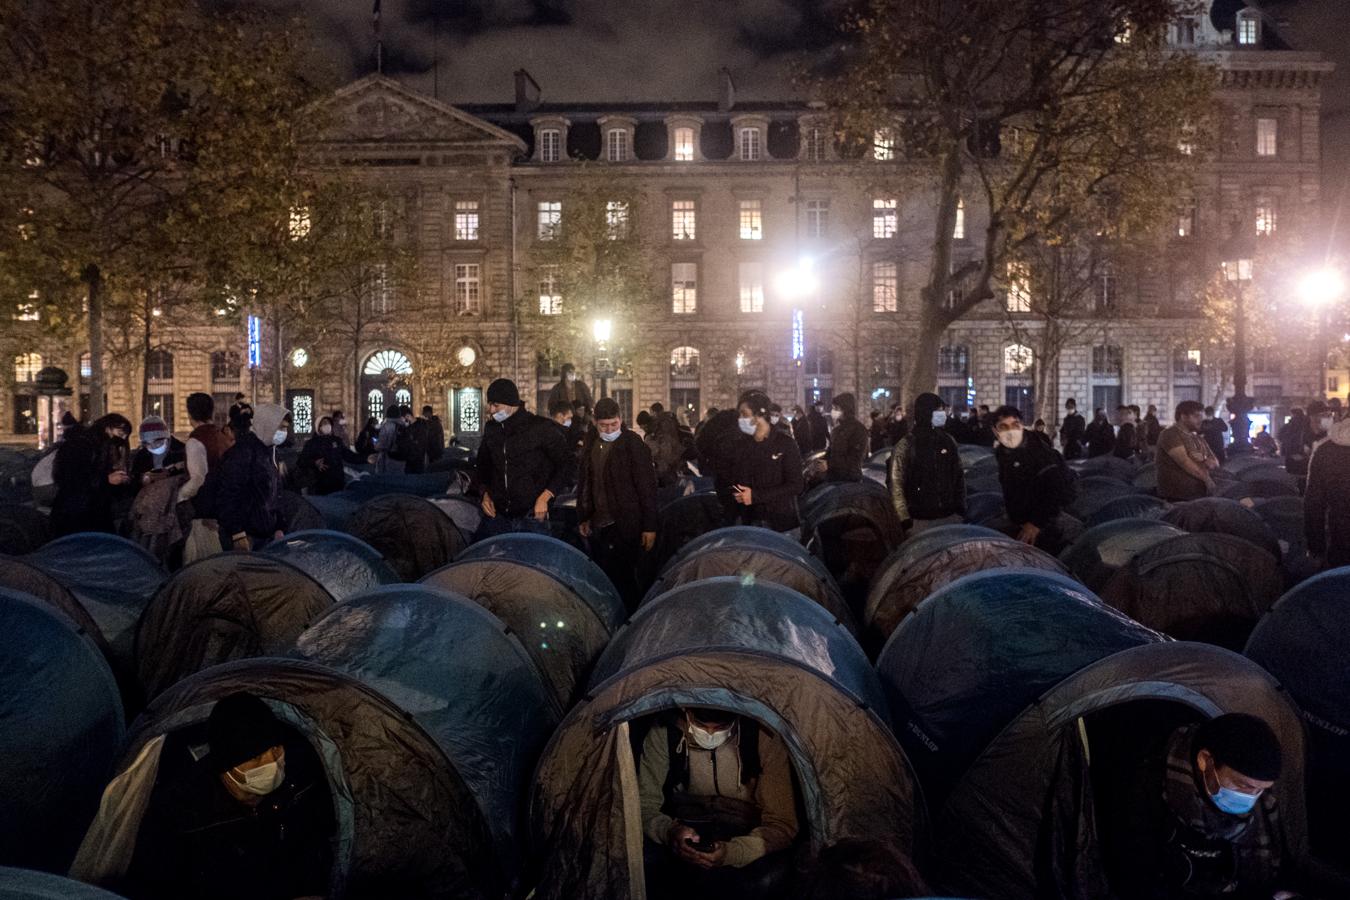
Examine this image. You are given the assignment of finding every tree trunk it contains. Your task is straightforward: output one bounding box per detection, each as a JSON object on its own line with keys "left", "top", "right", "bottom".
{"left": 1035, "top": 319, "right": 1062, "bottom": 427}
{"left": 83, "top": 264, "right": 106, "bottom": 420}
{"left": 272, "top": 317, "right": 283, "bottom": 404}
{"left": 904, "top": 142, "right": 964, "bottom": 405}
{"left": 140, "top": 292, "right": 152, "bottom": 420}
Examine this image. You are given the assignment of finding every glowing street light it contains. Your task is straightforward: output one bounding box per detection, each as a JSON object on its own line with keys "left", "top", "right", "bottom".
{"left": 1300, "top": 266, "right": 1346, "bottom": 310}
{"left": 592, "top": 318, "right": 612, "bottom": 343}
{"left": 774, "top": 257, "right": 820, "bottom": 301}
{"left": 592, "top": 317, "right": 614, "bottom": 401}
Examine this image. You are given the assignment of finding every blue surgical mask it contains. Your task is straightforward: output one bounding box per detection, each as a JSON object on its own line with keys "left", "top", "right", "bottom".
{"left": 148, "top": 443, "right": 169, "bottom": 456}
{"left": 492, "top": 410, "right": 509, "bottom": 423}
{"left": 1211, "top": 785, "right": 1261, "bottom": 816}
{"left": 738, "top": 417, "right": 756, "bottom": 435}
{"left": 599, "top": 428, "right": 621, "bottom": 443}
{"left": 931, "top": 410, "right": 948, "bottom": 428}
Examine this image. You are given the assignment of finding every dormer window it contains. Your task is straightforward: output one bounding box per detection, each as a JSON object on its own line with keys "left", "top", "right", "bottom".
{"left": 1172, "top": 16, "right": 1198, "bottom": 46}
{"left": 805, "top": 126, "right": 827, "bottom": 162}
{"left": 739, "top": 127, "right": 762, "bottom": 161}
{"left": 873, "top": 129, "right": 896, "bottom": 161}
{"left": 1237, "top": 10, "right": 1260, "bottom": 45}
{"left": 674, "top": 127, "right": 695, "bottom": 161}
{"left": 606, "top": 129, "right": 629, "bottom": 162}
{"left": 540, "top": 129, "right": 561, "bottom": 163}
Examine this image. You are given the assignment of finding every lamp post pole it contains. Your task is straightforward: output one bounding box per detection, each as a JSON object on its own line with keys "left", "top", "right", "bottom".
{"left": 1229, "top": 276, "right": 1253, "bottom": 453}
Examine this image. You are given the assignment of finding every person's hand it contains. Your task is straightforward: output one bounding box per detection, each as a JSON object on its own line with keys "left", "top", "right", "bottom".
{"left": 274, "top": 530, "right": 285, "bottom": 541}
{"left": 533, "top": 490, "right": 553, "bottom": 521}
{"left": 1204, "top": 476, "right": 1216, "bottom": 493}
{"left": 315, "top": 459, "right": 328, "bottom": 472}
{"left": 366, "top": 454, "right": 377, "bottom": 465}
{"left": 108, "top": 470, "right": 129, "bottom": 486}
{"left": 692, "top": 840, "right": 727, "bottom": 869}
{"left": 578, "top": 521, "right": 591, "bottom": 538}
{"left": 231, "top": 533, "right": 251, "bottom": 552}
{"left": 732, "top": 484, "right": 752, "bottom": 505}
{"left": 670, "top": 824, "right": 703, "bottom": 865}
{"left": 641, "top": 531, "right": 656, "bottom": 552}
{"left": 481, "top": 491, "right": 496, "bottom": 518}
{"left": 1017, "top": 522, "right": 1040, "bottom": 545}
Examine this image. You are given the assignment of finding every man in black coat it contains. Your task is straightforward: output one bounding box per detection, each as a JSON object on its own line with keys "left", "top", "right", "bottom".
{"left": 993, "top": 404, "right": 1076, "bottom": 554}
{"left": 476, "top": 378, "right": 571, "bottom": 538}
{"left": 547, "top": 363, "right": 594, "bottom": 417}
{"left": 1086, "top": 408, "right": 1116, "bottom": 458}
{"left": 806, "top": 402, "right": 830, "bottom": 451}
{"left": 825, "top": 393, "right": 868, "bottom": 482}
{"left": 1060, "top": 399, "right": 1087, "bottom": 458}
{"left": 1306, "top": 415, "right": 1350, "bottom": 569}
{"left": 578, "top": 397, "right": 659, "bottom": 609}
{"left": 889, "top": 393, "right": 965, "bottom": 533}
{"left": 695, "top": 403, "right": 750, "bottom": 524}
{"left": 1113, "top": 405, "right": 1140, "bottom": 461}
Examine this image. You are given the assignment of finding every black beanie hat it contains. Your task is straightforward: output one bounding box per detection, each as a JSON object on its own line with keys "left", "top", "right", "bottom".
{"left": 208, "top": 693, "right": 286, "bottom": 773}
{"left": 486, "top": 378, "right": 521, "bottom": 406}
{"left": 1195, "top": 713, "right": 1282, "bottom": 782}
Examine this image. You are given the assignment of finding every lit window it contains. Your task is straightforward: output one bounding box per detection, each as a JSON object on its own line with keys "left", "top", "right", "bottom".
{"left": 1238, "top": 12, "right": 1260, "bottom": 45}
{"left": 537, "top": 201, "right": 561, "bottom": 240}
{"left": 872, "top": 198, "right": 897, "bottom": 239}
{"left": 1256, "top": 118, "right": 1278, "bottom": 157}
{"left": 605, "top": 200, "right": 629, "bottom": 239}
{"left": 672, "top": 262, "right": 697, "bottom": 314}
{"left": 672, "top": 199, "right": 697, "bottom": 241}
{"left": 364, "top": 350, "right": 412, "bottom": 376}
{"left": 1004, "top": 344, "right": 1034, "bottom": 376}
{"left": 739, "top": 200, "right": 763, "bottom": 240}
{"left": 15, "top": 290, "right": 39, "bottom": 321}
{"left": 367, "top": 389, "right": 384, "bottom": 421}
{"left": 739, "top": 262, "right": 764, "bottom": 313}
{"left": 671, "top": 346, "right": 700, "bottom": 378}
{"left": 954, "top": 198, "right": 966, "bottom": 240}
{"left": 454, "top": 200, "right": 480, "bottom": 241}
{"left": 739, "top": 127, "right": 762, "bottom": 161}
{"left": 873, "top": 129, "right": 895, "bottom": 161}
{"left": 455, "top": 264, "right": 481, "bottom": 315}
{"left": 1007, "top": 262, "right": 1032, "bottom": 312}
{"left": 674, "top": 127, "right": 695, "bottom": 161}
{"left": 805, "top": 127, "right": 827, "bottom": 162}
{"left": 872, "top": 261, "right": 898, "bottom": 313}
{"left": 538, "top": 267, "right": 562, "bottom": 315}
{"left": 14, "top": 352, "right": 42, "bottom": 382}
{"left": 290, "top": 348, "right": 308, "bottom": 368}
{"left": 1096, "top": 267, "right": 1117, "bottom": 311}
{"left": 606, "top": 129, "right": 629, "bottom": 162}
{"left": 369, "top": 264, "right": 392, "bottom": 315}
{"left": 539, "top": 129, "right": 561, "bottom": 163}
{"left": 1255, "top": 199, "right": 1277, "bottom": 236}
{"left": 288, "top": 206, "right": 311, "bottom": 240}
{"left": 1178, "top": 198, "right": 1197, "bottom": 237}
{"left": 805, "top": 199, "right": 829, "bottom": 238}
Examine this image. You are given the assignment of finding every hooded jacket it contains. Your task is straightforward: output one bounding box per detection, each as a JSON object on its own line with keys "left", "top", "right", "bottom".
{"left": 1305, "top": 417, "right": 1350, "bottom": 565}
{"left": 889, "top": 394, "right": 965, "bottom": 522}
{"left": 200, "top": 403, "right": 288, "bottom": 541}
{"left": 825, "top": 394, "right": 868, "bottom": 482}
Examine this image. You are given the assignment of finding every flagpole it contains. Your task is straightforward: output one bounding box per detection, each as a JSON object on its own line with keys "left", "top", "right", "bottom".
{"left": 372, "top": 0, "right": 383, "bottom": 74}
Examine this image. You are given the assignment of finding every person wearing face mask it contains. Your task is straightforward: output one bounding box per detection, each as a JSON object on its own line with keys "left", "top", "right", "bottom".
{"left": 130, "top": 415, "right": 187, "bottom": 490}
{"left": 475, "top": 378, "right": 571, "bottom": 538}
{"left": 118, "top": 692, "right": 334, "bottom": 900}
{"left": 1086, "top": 407, "right": 1116, "bottom": 458}
{"left": 1059, "top": 398, "right": 1086, "bottom": 459}
{"left": 806, "top": 402, "right": 830, "bottom": 452}
{"left": 1304, "top": 408, "right": 1350, "bottom": 569}
{"left": 1288, "top": 400, "right": 1333, "bottom": 494}
{"left": 198, "top": 403, "right": 289, "bottom": 551}
{"left": 886, "top": 402, "right": 910, "bottom": 446}
{"left": 788, "top": 404, "right": 814, "bottom": 457}
{"left": 546, "top": 399, "right": 580, "bottom": 494}
{"left": 577, "top": 397, "right": 658, "bottom": 609}
{"left": 297, "top": 416, "right": 370, "bottom": 495}
{"left": 729, "top": 391, "right": 804, "bottom": 533}
{"left": 768, "top": 403, "right": 792, "bottom": 439}
{"left": 638, "top": 707, "right": 799, "bottom": 899}
{"left": 993, "top": 405, "right": 1076, "bottom": 553}
{"left": 1100, "top": 713, "right": 1296, "bottom": 900}
{"left": 825, "top": 393, "right": 868, "bottom": 483}
{"left": 50, "top": 413, "right": 134, "bottom": 537}
{"left": 889, "top": 393, "right": 964, "bottom": 535}
{"left": 547, "top": 362, "right": 595, "bottom": 415}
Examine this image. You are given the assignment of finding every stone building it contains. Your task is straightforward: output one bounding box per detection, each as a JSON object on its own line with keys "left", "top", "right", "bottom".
{"left": 1, "top": 0, "right": 1334, "bottom": 445}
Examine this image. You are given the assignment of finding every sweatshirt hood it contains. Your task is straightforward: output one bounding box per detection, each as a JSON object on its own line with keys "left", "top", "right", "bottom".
{"left": 831, "top": 393, "right": 857, "bottom": 419}
{"left": 914, "top": 392, "right": 944, "bottom": 427}
{"left": 1331, "top": 417, "right": 1350, "bottom": 447}
{"left": 251, "top": 403, "right": 290, "bottom": 439}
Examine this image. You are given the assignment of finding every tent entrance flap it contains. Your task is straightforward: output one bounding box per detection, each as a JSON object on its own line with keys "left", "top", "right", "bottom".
{"left": 616, "top": 719, "right": 647, "bottom": 900}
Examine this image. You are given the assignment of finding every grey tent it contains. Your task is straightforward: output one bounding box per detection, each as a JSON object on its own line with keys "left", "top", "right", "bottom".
{"left": 1099, "top": 532, "right": 1283, "bottom": 650}
{"left": 1222, "top": 454, "right": 1277, "bottom": 475}
{"left": 1131, "top": 462, "right": 1158, "bottom": 494}
{"left": 295, "top": 585, "right": 562, "bottom": 894}
{"left": 262, "top": 529, "right": 401, "bottom": 601}
{"left": 457, "top": 532, "right": 623, "bottom": 619}
{"left": 1246, "top": 568, "right": 1350, "bottom": 870}
{"left": 1084, "top": 492, "right": 1168, "bottom": 526}
{"left": 0, "top": 590, "right": 124, "bottom": 874}
{"left": 528, "top": 578, "right": 922, "bottom": 900}
{"left": 279, "top": 490, "right": 326, "bottom": 532}
{"left": 0, "top": 504, "right": 48, "bottom": 555}
{"left": 1067, "top": 476, "right": 1141, "bottom": 521}
{"left": 1067, "top": 455, "right": 1137, "bottom": 483}
{"left": 0, "top": 867, "right": 127, "bottom": 899}
{"left": 70, "top": 657, "right": 495, "bottom": 899}
{"left": 957, "top": 445, "right": 994, "bottom": 468}
{"left": 1058, "top": 518, "right": 1188, "bottom": 592}
{"left": 1162, "top": 497, "right": 1282, "bottom": 559}
{"left": 1251, "top": 496, "right": 1321, "bottom": 583}
{"left": 346, "top": 493, "right": 467, "bottom": 581}
{"left": 135, "top": 553, "right": 334, "bottom": 700}
{"left": 961, "top": 491, "right": 1004, "bottom": 525}
{"left": 421, "top": 550, "right": 623, "bottom": 709}
{"left": 864, "top": 535, "right": 1068, "bottom": 652}
{"left": 345, "top": 471, "right": 458, "bottom": 500}
{"left": 645, "top": 491, "right": 726, "bottom": 577}
{"left": 930, "top": 642, "right": 1306, "bottom": 899}
{"left": 430, "top": 495, "right": 484, "bottom": 539}
{"left": 644, "top": 526, "right": 854, "bottom": 633}
{"left": 1218, "top": 478, "right": 1299, "bottom": 501}
{"left": 876, "top": 569, "right": 1159, "bottom": 813}
{"left": 800, "top": 481, "right": 903, "bottom": 605}
{"left": 306, "top": 492, "right": 361, "bottom": 530}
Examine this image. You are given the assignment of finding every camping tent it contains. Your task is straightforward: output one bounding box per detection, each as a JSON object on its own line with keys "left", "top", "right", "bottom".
{"left": 305, "top": 492, "right": 361, "bottom": 531}
{"left": 69, "top": 657, "right": 497, "bottom": 899}
{"left": 930, "top": 642, "right": 1306, "bottom": 899}
{"left": 1067, "top": 476, "right": 1141, "bottom": 521}
{"left": 0, "top": 590, "right": 124, "bottom": 874}
{"left": 1099, "top": 532, "right": 1283, "bottom": 649}
{"left": 1161, "top": 497, "right": 1282, "bottom": 560}
{"left": 0, "top": 504, "right": 48, "bottom": 556}
{"left": 799, "top": 481, "right": 903, "bottom": 605}
{"left": 644, "top": 491, "right": 726, "bottom": 577}
{"left": 278, "top": 490, "right": 325, "bottom": 532}
{"left": 645, "top": 526, "right": 854, "bottom": 632}
{"left": 262, "top": 530, "right": 400, "bottom": 601}
{"left": 528, "top": 578, "right": 921, "bottom": 899}
{"left": 344, "top": 470, "right": 458, "bottom": 500}
{"left": 1058, "top": 518, "right": 1188, "bottom": 593}
{"left": 865, "top": 536, "right": 1068, "bottom": 652}
{"left": 1067, "top": 455, "right": 1137, "bottom": 483}
{"left": 457, "top": 532, "right": 623, "bottom": 620}
{"left": 0, "top": 867, "right": 127, "bottom": 899}
{"left": 1246, "top": 568, "right": 1350, "bottom": 868}
{"left": 295, "top": 585, "right": 562, "bottom": 892}
{"left": 345, "top": 494, "right": 467, "bottom": 581}
{"left": 430, "top": 494, "right": 484, "bottom": 539}
{"left": 1131, "top": 462, "right": 1157, "bottom": 494}
{"left": 876, "top": 569, "right": 1160, "bottom": 811}
{"left": 420, "top": 549, "right": 623, "bottom": 709}
{"left": 1084, "top": 493, "right": 1168, "bottom": 526}
{"left": 135, "top": 554, "right": 334, "bottom": 700}
{"left": 962, "top": 492, "right": 1004, "bottom": 525}
{"left": 1250, "top": 496, "right": 1321, "bottom": 583}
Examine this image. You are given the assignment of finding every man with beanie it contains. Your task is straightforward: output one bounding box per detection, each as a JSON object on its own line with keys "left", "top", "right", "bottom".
{"left": 476, "top": 378, "right": 570, "bottom": 537}
{"left": 130, "top": 415, "right": 186, "bottom": 489}
{"left": 1100, "top": 712, "right": 1295, "bottom": 899}
{"left": 119, "top": 692, "right": 333, "bottom": 900}
{"left": 198, "top": 402, "right": 290, "bottom": 551}
{"left": 825, "top": 392, "right": 868, "bottom": 483}
{"left": 889, "top": 393, "right": 965, "bottom": 535}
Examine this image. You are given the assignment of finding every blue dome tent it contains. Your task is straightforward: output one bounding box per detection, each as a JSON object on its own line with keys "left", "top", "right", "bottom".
{"left": 262, "top": 530, "right": 400, "bottom": 601}
{"left": 345, "top": 493, "right": 467, "bottom": 581}
{"left": 1084, "top": 492, "right": 1168, "bottom": 526}
{"left": 0, "top": 504, "right": 48, "bottom": 555}
{"left": 0, "top": 867, "right": 127, "bottom": 899}
{"left": 961, "top": 491, "right": 1004, "bottom": 525}
{"left": 295, "top": 585, "right": 561, "bottom": 894}
{"left": 0, "top": 590, "right": 124, "bottom": 874}
{"left": 456, "top": 532, "right": 623, "bottom": 619}
{"left": 529, "top": 578, "right": 922, "bottom": 900}
{"left": 800, "top": 481, "right": 904, "bottom": 607}
{"left": 1058, "top": 518, "right": 1187, "bottom": 592}
{"left": 1161, "top": 497, "right": 1282, "bottom": 560}
{"left": 1067, "top": 476, "right": 1141, "bottom": 521}
{"left": 645, "top": 491, "right": 726, "bottom": 576}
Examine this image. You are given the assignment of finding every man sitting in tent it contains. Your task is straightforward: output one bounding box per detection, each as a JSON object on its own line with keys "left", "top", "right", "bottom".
{"left": 1099, "top": 712, "right": 1296, "bottom": 900}
{"left": 639, "top": 707, "right": 799, "bottom": 899}
{"left": 119, "top": 693, "right": 334, "bottom": 900}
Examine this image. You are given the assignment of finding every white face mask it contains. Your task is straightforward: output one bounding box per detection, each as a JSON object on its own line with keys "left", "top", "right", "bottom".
{"left": 492, "top": 409, "right": 510, "bottom": 423}
{"left": 769, "top": 414, "right": 781, "bottom": 425}
{"left": 599, "top": 428, "right": 621, "bottom": 443}
{"left": 997, "top": 427, "right": 1025, "bottom": 449}
{"left": 148, "top": 442, "right": 169, "bottom": 456}
{"left": 1319, "top": 417, "right": 1334, "bottom": 433}
{"left": 783, "top": 414, "right": 794, "bottom": 423}
{"left": 931, "top": 410, "right": 948, "bottom": 428}
{"left": 562, "top": 418, "right": 573, "bottom": 429}
{"left": 319, "top": 424, "right": 332, "bottom": 435}
{"left": 830, "top": 409, "right": 842, "bottom": 422}
{"left": 738, "top": 416, "right": 756, "bottom": 435}
{"left": 228, "top": 759, "right": 284, "bottom": 796}
{"left": 565, "top": 372, "right": 577, "bottom": 383}
{"left": 688, "top": 720, "right": 733, "bottom": 752}
{"left": 271, "top": 429, "right": 288, "bottom": 446}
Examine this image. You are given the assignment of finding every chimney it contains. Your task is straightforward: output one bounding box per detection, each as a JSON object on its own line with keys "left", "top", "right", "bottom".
{"left": 515, "top": 69, "right": 542, "bottom": 113}
{"left": 718, "top": 67, "right": 736, "bottom": 112}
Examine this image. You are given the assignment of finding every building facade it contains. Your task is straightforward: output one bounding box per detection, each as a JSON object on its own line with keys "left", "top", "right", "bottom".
{"left": 1, "top": 0, "right": 1334, "bottom": 444}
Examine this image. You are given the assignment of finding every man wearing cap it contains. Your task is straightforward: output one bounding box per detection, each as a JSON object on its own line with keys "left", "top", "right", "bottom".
{"left": 129, "top": 415, "right": 186, "bottom": 489}
{"left": 1101, "top": 712, "right": 1298, "bottom": 899}
{"left": 119, "top": 692, "right": 333, "bottom": 900}
{"left": 475, "top": 377, "right": 571, "bottom": 537}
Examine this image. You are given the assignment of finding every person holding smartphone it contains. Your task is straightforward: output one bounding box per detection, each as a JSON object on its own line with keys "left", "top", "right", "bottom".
{"left": 130, "top": 415, "right": 187, "bottom": 490}
{"left": 50, "top": 413, "right": 134, "bottom": 537}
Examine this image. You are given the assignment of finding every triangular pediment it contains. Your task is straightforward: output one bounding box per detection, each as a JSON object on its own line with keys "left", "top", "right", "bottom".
{"left": 314, "top": 75, "right": 526, "bottom": 151}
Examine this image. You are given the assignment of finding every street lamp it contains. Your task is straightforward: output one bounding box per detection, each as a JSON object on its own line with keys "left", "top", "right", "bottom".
{"left": 592, "top": 317, "right": 614, "bottom": 401}
{"left": 776, "top": 257, "right": 819, "bottom": 407}
{"left": 1300, "top": 266, "right": 1346, "bottom": 399}
{"left": 1221, "top": 229, "right": 1256, "bottom": 453}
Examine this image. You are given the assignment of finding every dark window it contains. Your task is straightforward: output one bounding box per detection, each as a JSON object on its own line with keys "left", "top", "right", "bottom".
{"left": 1005, "top": 386, "right": 1035, "bottom": 423}
{"left": 938, "top": 345, "right": 969, "bottom": 377}
{"left": 211, "top": 350, "right": 241, "bottom": 382}
{"left": 146, "top": 349, "right": 174, "bottom": 381}
{"left": 145, "top": 393, "right": 174, "bottom": 430}
{"left": 11, "top": 394, "right": 37, "bottom": 434}
{"left": 804, "top": 347, "right": 834, "bottom": 377}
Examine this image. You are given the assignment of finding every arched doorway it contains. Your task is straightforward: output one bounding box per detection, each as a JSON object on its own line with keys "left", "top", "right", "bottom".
{"left": 362, "top": 349, "right": 413, "bottom": 422}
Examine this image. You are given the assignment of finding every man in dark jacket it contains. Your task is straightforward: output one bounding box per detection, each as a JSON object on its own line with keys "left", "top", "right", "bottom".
{"left": 994, "top": 405, "right": 1076, "bottom": 554}
{"left": 130, "top": 415, "right": 187, "bottom": 490}
{"left": 1113, "top": 405, "right": 1140, "bottom": 462}
{"left": 1200, "top": 406, "right": 1229, "bottom": 465}
{"left": 789, "top": 405, "right": 814, "bottom": 457}
{"left": 806, "top": 402, "right": 830, "bottom": 451}
{"left": 825, "top": 393, "right": 868, "bottom": 483}
{"left": 577, "top": 397, "right": 658, "bottom": 609}
{"left": 1086, "top": 408, "right": 1115, "bottom": 457}
{"left": 1305, "top": 415, "right": 1350, "bottom": 569}
{"left": 200, "top": 403, "right": 289, "bottom": 551}
{"left": 1283, "top": 401, "right": 1329, "bottom": 492}
{"left": 547, "top": 363, "right": 594, "bottom": 417}
{"left": 402, "top": 405, "right": 446, "bottom": 475}
{"left": 1059, "top": 398, "right": 1086, "bottom": 459}
{"left": 476, "top": 378, "right": 570, "bottom": 538}
{"left": 1143, "top": 404, "right": 1163, "bottom": 449}
{"left": 547, "top": 398, "right": 580, "bottom": 494}
{"left": 695, "top": 403, "right": 750, "bottom": 523}
{"left": 730, "top": 391, "right": 805, "bottom": 533}
{"left": 50, "top": 413, "right": 133, "bottom": 537}
{"left": 889, "top": 393, "right": 965, "bottom": 534}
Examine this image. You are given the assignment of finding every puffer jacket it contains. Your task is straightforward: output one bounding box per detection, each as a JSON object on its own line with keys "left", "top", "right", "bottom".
{"left": 1306, "top": 418, "right": 1350, "bottom": 566}
{"left": 475, "top": 407, "right": 571, "bottom": 519}
{"left": 890, "top": 429, "right": 965, "bottom": 524}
